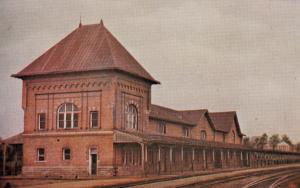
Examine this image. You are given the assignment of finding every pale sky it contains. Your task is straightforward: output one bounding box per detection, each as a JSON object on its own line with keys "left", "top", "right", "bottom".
{"left": 0, "top": 0, "right": 299, "bottom": 142}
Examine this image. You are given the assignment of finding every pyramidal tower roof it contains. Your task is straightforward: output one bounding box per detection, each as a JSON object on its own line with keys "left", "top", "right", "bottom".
{"left": 12, "top": 21, "right": 160, "bottom": 84}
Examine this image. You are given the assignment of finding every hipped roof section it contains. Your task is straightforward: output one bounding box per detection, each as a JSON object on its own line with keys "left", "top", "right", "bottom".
{"left": 12, "top": 22, "right": 159, "bottom": 84}
{"left": 150, "top": 105, "right": 244, "bottom": 137}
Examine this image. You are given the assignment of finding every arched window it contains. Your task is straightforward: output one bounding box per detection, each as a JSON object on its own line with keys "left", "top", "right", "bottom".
{"left": 126, "top": 104, "right": 138, "bottom": 130}
{"left": 232, "top": 131, "right": 236, "bottom": 144}
{"left": 58, "top": 103, "right": 79, "bottom": 129}
{"left": 201, "top": 130, "right": 207, "bottom": 140}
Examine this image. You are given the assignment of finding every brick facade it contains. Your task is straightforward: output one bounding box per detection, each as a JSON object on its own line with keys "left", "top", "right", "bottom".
{"left": 12, "top": 22, "right": 300, "bottom": 179}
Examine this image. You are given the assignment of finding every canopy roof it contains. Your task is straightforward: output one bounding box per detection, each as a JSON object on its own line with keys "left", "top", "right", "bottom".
{"left": 3, "top": 133, "right": 23, "bottom": 144}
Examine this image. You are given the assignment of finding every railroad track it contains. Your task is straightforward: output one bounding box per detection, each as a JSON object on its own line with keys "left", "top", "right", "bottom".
{"left": 178, "top": 168, "right": 300, "bottom": 188}
{"left": 242, "top": 169, "right": 300, "bottom": 188}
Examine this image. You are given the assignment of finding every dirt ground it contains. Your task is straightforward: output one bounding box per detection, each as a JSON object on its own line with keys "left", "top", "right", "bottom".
{"left": 1, "top": 164, "right": 300, "bottom": 188}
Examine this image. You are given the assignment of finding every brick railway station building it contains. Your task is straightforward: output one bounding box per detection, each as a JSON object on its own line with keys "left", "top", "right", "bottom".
{"left": 9, "top": 21, "right": 300, "bottom": 178}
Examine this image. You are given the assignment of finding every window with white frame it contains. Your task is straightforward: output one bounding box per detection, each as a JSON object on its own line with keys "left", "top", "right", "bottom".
{"left": 63, "top": 148, "right": 71, "bottom": 160}
{"left": 90, "top": 111, "right": 99, "bottom": 128}
{"left": 38, "top": 113, "right": 46, "bottom": 130}
{"left": 57, "top": 103, "right": 79, "bottom": 129}
{"left": 37, "top": 148, "right": 45, "bottom": 161}
{"left": 126, "top": 104, "right": 138, "bottom": 130}
{"left": 182, "top": 127, "right": 190, "bottom": 137}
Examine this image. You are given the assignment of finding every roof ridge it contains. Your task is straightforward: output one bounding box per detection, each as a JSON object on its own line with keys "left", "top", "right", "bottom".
{"left": 210, "top": 111, "right": 236, "bottom": 114}
{"left": 47, "top": 27, "right": 83, "bottom": 70}
{"left": 102, "top": 25, "right": 118, "bottom": 68}
{"left": 151, "top": 104, "right": 181, "bottom": 112}
{"left": 180, "top": 109, "right": 208, "bottom": 112}
{"left": 102, "top": 26, "right": 159, "bottom": 83}
{"left": 152, "top": 104, "right": 208, "bottom": 114}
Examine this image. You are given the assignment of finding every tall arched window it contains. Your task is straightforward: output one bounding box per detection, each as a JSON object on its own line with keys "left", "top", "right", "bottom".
{"left": 58, "top": 103, "right": 79, "bottom": 129}
{"left": 232, "top": 131, "right": 236, "bottom": 144}
{"left": 201, "top": 130, "right": 207, "bottom": 140}
{"left": 126, "top": 104, "right": 138, "bottom": 130}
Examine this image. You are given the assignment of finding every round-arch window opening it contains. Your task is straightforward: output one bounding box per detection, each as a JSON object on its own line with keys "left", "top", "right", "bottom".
{"left": 126, "top": 104, "right": 138, "bottom": 130}
{"left": 58, "top": 103, "right": 79, "bottom": 129}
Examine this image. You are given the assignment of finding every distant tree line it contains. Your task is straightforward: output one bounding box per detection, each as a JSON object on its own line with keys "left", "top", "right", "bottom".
{"left": 243, "top": 133, "right": 300, "bottom": 152}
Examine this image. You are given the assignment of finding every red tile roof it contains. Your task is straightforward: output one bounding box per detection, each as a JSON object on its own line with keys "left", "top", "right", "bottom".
{"left": 209, "top": 112, "right": 244, "bottom": 136}
{"left": 150, "top": 104, "right": 194, "bottom": 126}
{"left": 149, "top": 104, "right": 207, "bottom": 126}
{"left": 180, "top": 110, "right": 209, "bottom": 125}
{"left": 12, "top": 22, "right": 159, "bottom": 84}
{"left": 3, "top": 133, "right": 23, "bottom": 144}
{"left": 150, "top": 105, "right": 244, "bottom": 136}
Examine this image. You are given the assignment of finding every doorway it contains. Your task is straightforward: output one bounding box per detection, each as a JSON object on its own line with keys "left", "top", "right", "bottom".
{"left": 90, "top": 148, "right": 97, "bottom": 175}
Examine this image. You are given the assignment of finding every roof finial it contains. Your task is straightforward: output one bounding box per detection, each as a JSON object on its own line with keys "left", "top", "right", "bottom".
{"left": 100, "top": 19, "right": 104, "bottom": 26}
{"left": 79, "top": 14, "right": 82, "bottom": 28}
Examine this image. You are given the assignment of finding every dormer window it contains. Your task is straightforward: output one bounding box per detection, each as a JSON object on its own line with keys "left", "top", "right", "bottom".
{"left": 126, "top": 104, "right": 138, "bottom": 130}
{"left": 57, "top": 103, "right": 79, "bottom": 129}
{"left": 182, "top": 127, "right": 190, "bottom": 137}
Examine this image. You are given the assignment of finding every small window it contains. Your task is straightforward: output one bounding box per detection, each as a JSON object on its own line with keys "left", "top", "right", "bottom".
{"left": 182, "top": 127, "right": 190, "bottom": 137}
{"left": 37, "top": 148, "right": 45, "bottom": 161}
{"left": 158, "top": 121, "right": 166, "bottom": 134}
{"left": 201, "top": 130, "right": 207, "bottom": 140}
{"left": 90, "top": 111, "right": 99, "bottom": 128}
{"left": 223, "top": 134, "right": 226, "bottom": 143}
{"left": 38, "top": 113, "right": 46, "bottom": 130}
{"left": 63, "top": 148, "right": 71, "bottom": 160}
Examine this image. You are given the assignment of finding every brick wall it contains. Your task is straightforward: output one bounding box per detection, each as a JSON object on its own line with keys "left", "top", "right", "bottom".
{"left": 22, "top": 133, "right": 114, "bottom": 178}
{"left": 21, "top": 72, "right": 119, "bottom": 178}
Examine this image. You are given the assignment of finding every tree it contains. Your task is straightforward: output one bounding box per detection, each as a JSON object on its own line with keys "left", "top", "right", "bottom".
{"left": 243, "top": 137, "right": 251, "bottom": 146}
{"left": 269, "top": 134, "right": 281, "bottom": 150}
{"left": 281, "top": 134, "right": 292, "bottom": 146}
{"left": 258, "top": 133, "right": 268, "bottom": 149}
{"left": 254, "top": 137, "right": 260, "bottom": 149}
